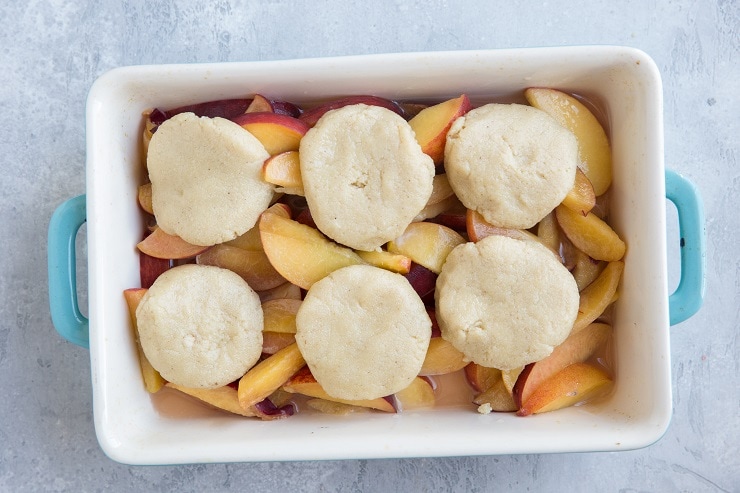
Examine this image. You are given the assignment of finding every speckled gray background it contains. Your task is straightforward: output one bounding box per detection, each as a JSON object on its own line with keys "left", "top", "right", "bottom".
{"left": 1, "top": 0, "right": 738, "bottom": 491}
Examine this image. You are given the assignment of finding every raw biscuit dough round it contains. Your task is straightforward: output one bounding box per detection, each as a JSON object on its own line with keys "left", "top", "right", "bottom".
{"left": 444, "top": 103, "right": 578, "bottom": 229}
{"left": 299, "top": 104, "right": 435, "bottom": 251}
{"left": 295, "top": 264, "right": 432, "bottom": 400}
{"left": 435, "top": 235, "right": 579, "bottom": 370}
{"left": 136, "top": 264, "right": 264, "bottom": 389}
{"left": 147, "top": 112, "right": 273, "bottom": 246}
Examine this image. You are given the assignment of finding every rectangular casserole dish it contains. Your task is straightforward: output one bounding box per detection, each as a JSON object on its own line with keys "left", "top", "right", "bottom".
{"left": 48, "top": 46, "right": 705, "bottom": 464}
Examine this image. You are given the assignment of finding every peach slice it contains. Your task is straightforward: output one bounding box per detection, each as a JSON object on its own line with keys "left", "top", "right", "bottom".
{"left": 224, "top": 202, "right": 294, "bottom": 252}
{"left": 473, "top": 374, "right": 517, "bottom": 412}
{"left": 517, "top": 362, "right": 612, "bottom": 416}
{"left": 245, "top": 94, "right": 274, "bottom": 113}
{"left": 298, "top": 95, "right": 405, "bottom": 127}
{"left": 137, "top": 183, "right": 153, "bottom": 214}
{"left": 501, "top": 367, "right": 523, "bottom": 396}
{"left": 306, "top": 398, "right": 370, "bottom": 415}
{"left": 136, "top": 227, "right": 210, "bottom": 259}
{"left": 139, "top": 252, "right": 171, "bottom": 289}
{"left": 561, "top": 167, "right": 596, "bottom": 215}
{"left": 403, "top": 262, "right": 438, "bottom": 299}
{"left": 524, "top": 88, "right": 612, "bottom": 196}
{"left": 513, "top": 323, "right": 612, "bottom": 407}
{"left": 571, "top": 248, "right": 605, "bottom": 292}
{"left": 223, "top": 225, "right": 264, "bottom": 252}
{"left": 259, "top": 211, "right": 366, "bottom": 290}
{"left": 555, "top": 205, "right": 626, "bottom": 261}
{"left": 466, "top": 209, "right": 543, "bottom": 245}
{"left": 232, "top": 112, "right": 309, "bottom": 155}
{"left": 257, "top": 281, "right": 302, "bottom": 303}
{"left": 408, "top": 95, "right": 471, "bottom": 164}
{"left": 572, "top": 261, "right": 624, "bottom": 334}
{"left": 464, "top": 363, "right": 502, "bottom": 393}
{"left": 429, "top": 202, "right": 468, "bottom": 232}
{"left": 166, "top": 382, "right": 256, "bottom": 417}
{"left": 356, "top": 249, "right": 412, "bottom": 274}
{"left": 387, "top": 222, "right": 465, "bottom": 274}
{"left": 398, "top": 102, "right": 428, "bottom": 119}
{"left": 414, "top": 195, "right": 460, "bottom": 223}
{"left": 261, "top": 331, "right": 296, "bottom": 355}
{"left": 141, "top": 109, "right": 159, "bottom": 159}
{"left": 237, "top": 343, "right": 306, "bottom": 411}
{"left": 419, "top": 337, "right": 468, "bottom": 376}
{"left": 393, "top": 377, "right": 435, "bottom": 411}
{"left": 413, "top": 174, "right": 459, "bottom": 221}
{"left": 196, "top": 244, "right": 286, "bottom": 291}
{"left": 282, "top": 367, "right": 395, "bottom": 412}
{"left": 536, "top": 211, "right": 561, "bottom": 253}
{"left": 261, "top": 298, "right": 302, "bottom": 334}
{"left": 123, "top": 288, "right": 165, "bottom": 393}
{"left": 164, "top": 98, "right": 252, "bottom": 120}
{"left": 261, "top": 150, "right": 304, "bottom": 195}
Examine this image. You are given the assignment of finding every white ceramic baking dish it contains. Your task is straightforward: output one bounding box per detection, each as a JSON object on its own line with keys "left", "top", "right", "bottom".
{"left": 48, "top": 47, "right": 705, "bottom": 464}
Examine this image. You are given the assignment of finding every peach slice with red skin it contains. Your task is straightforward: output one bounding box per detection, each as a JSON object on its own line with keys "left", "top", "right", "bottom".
{"left": 136, "top": 227, "right": 210, "bottom": 259}
{"left": 464, "top": 363, "right": 501, "bottom": 393}
{"left": 298, "top": 95, "right": 405, "bottom": 127}
{"left": 387, "top": 222, "right": 465, "bottom": 274}
{"left": 282, "top": 367, "right": 395, "bottom": 412}
{"left": 513, "top": 322, "right": 612, "bottom": 408}
{"left": 232, "top": 112, "right": 309, "bottom": 155}
{"left": 258, "top": 210, "right": 366, "bottom": 290}
{"left": 139, "top": 252, "right": 171, "bottom": 289}
{"left": 517, "top": 362, "right": 612, "bottom": 416}
{"left": 123, "top": 288, "right": 165, "bottom": 393}
{"left": 408, "top": 94, "right": 471, "bottom": 164}
{"left": 237, "top": 343, "right": 306, "bottom": 411}
{"left": 524, "top": 88, "right": 612, "bottom": 196}
{"left": 403, "top": 262, "right": 438, "bottom": 299}
{"left": 163, "top": 98, "right": 253, "bottom": 120}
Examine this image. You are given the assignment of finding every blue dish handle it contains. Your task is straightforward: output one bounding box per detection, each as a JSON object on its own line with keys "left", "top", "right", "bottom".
{"left": 665, "top": 169, "right": 706, "bottom": 325}
{"left": 48, "top": 194, "right": 89, "bottom": 348}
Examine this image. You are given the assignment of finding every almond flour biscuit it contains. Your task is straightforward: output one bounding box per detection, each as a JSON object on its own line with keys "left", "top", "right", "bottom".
{"left": 147, "top": 112, "right": 273, "bottom": 246}
{"left": 444, "top": 103, "right": 578, "bottom": 229}
{"left": 136, "top": 264, "right": 264, "bottom": 389}
{"left": 295, "top": 265, "right": 432, "bottom": 400}
{"left": 299, "top": 104, "right": 435, "bottom": 251}
{"left": 435, "top": 235, "right": 579, "bottom": 370}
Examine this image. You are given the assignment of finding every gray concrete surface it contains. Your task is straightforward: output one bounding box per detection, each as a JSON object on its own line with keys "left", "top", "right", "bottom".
{"left": 1, "top": 0, "right": 737, "bottom": 491}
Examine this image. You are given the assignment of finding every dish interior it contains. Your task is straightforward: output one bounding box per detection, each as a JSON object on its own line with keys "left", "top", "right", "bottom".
{"left": 85, "top": 47, "right": 669, "bottom": 464}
